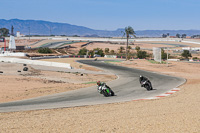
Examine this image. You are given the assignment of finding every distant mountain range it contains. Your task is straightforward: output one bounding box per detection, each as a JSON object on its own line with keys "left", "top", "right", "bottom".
{"left": 1, "top": 19, "right": 200, "bottom": 37}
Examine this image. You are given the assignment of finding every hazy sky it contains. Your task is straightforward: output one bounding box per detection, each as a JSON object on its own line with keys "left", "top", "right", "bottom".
{"left": 1, "top": 0, "right": 200, "bottom": 30}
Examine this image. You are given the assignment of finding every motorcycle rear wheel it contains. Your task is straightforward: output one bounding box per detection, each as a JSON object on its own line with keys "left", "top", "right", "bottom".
{"left": 145, "top": 84, "right": 151, "bottom": 91}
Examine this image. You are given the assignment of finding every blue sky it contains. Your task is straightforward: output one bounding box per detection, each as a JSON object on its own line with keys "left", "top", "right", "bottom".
{"left": 1, "top": 0, "right": 200, "bottom": 30}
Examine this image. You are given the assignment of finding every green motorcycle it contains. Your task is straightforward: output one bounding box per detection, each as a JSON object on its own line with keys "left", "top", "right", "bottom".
{"left": 99, "top": 85, "right": 115, "bottom": 97}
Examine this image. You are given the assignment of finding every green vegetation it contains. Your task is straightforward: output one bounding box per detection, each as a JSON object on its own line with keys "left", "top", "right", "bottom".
{"left": 110, "top": 50, "right": 115, "bottom": 54}
{"left": 88, "top": 50, "right": 94, "bottom": 56}
{"left": 78, "top": 48, "right": 104, "bottom": 57}
{"left": 105, "top": 48, "right": 109, "bottom": 53}
{"left": 0, "top": 28, "right": 9, "bottom": 37}
{"left": 84, "top": 82, "right": 97, "bottom": 84}
{"left": 192, "top": 57, "right": 199, "bottom": 60}
{"left": 60, "top": 41, "right": 88, "bottom": 47}
{"left": 38, "top": 47, "right": 52, "bottom": 54}
{"left": 93, "top": 48, "right": 104, "bottom": 57}
{"left": 127, "top": 46, "right": 132, "bottom": 51}
{"left": 137, "top": 50, "right": 147, "bottom": 59}
{"left": 161, "top": 48, "right": 168, "bottom": 60}
{"left": 118, "top": 46, "right": 125, "bottom": 53}
{"left": 133, "top": 46, "right": 148, "bottom": 59}
{"left": 78, "top": 48, "right": 88, "bottom": 55}
{"left": 148, "top": 60, "right": 167, "bottom": 64}
{"left": 38, "top": 43, "right": 49, "bottom": 48}
{"left": 181, "top": 50, "right": 192, "bottom": 59}
{"left": 104, "top": 60, "right": 122, "bottom": 63}
{"left": 151, "top": 43, "right": 187, "bottom": 47}
{"left": 135, "top": 46, "right": 140, "bottom": 52}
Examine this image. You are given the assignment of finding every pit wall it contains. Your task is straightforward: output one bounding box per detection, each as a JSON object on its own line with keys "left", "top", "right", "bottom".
{"left": 0, "top": 57, "right": 71, "bottom": 69}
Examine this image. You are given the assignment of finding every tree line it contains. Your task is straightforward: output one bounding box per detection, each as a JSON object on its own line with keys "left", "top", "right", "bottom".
{"left": 162, "top": 33, "right": 187, "bottom": 38}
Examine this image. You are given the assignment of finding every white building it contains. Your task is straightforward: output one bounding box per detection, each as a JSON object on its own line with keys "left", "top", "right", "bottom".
{"left": 16, "top": 31, "right": 21, "bottom": 37}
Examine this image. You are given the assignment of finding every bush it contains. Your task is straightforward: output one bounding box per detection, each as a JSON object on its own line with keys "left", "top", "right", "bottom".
{"left": 93, "top": 48, "right": 104, "bottom": 57}
{"left": 38, "top": 47, "right": 52, "bottom": 54}
{"left": 181, "top": 50, "right": 192, "bottom": 59}
{"left": 88, "top": 50, "right": 94, "bottom": 56}
{"left": 118, "top": 46, "right": 125, "bottom": 53}
{"left": 161, "top": 48, "right": 168, "bottom": 59}
{"left": 193, "top": 57, "right": 199, "bottom": 60}
{"left": 78, "top": 48, "right": 88, "bottom": 55}
{"left": 105, "top": 48, "right": 109, "bottom": 53}
{"left": 110, "top": 50, "right": 115, "bottom": 54}
{"left": 137, "top": 50, "right": 147, "bottom": 59}
{"left": 135, "top": 46, "right": 140, "bottom": 52}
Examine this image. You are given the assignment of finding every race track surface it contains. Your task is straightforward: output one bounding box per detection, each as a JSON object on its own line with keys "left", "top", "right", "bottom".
{"left": 0, "top": 60, "right": 185, "bottom": 112}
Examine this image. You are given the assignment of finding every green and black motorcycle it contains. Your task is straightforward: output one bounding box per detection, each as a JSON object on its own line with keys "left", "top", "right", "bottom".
{"left": 98, "top": 85, "right": 115, "bottom": 97}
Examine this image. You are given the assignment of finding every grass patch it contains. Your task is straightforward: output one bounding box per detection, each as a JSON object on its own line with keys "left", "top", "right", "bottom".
{"left": 151, "top": 43, "right": 187, "bottom": 47}
{"left": 104, "top": 60, "right": 122, "bottom": 63}
{"left": 84, "top": 82, "right": 97, "bottom": 84}
{"left": 148, "top": 60, "right": 167, "bottom": 64}
{"left": 59, "top": 41, "right": 80, "bottom": 46}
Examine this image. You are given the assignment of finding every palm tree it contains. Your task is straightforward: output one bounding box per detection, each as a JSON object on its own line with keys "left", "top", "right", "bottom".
{"left": 122, "top": 26, "right": 136, "bottom": 60}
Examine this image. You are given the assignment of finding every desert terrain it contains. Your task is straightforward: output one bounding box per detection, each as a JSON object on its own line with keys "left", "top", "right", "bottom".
{"left": 0, "top": 60, "right": 116, "bottom": 103}
{"left": 0, "top": 39, "right": 200, "bottom": 132}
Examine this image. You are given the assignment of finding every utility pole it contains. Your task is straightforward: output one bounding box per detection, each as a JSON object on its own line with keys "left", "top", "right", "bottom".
{"left": 167, "top": 47, "right": 169, "bottom": 67}
{"left": 4, "top": 37, "right": 6, "bottom": 51}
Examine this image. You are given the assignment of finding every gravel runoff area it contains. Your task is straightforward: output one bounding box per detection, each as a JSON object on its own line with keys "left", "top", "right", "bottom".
{"left": 0, "top": 58, "right": 199, "bottom": 133}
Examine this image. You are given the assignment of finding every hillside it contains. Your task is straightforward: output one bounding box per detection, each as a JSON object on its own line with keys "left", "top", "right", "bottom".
{"left": 1, "top": 19, "right": 200, "bottom": 37}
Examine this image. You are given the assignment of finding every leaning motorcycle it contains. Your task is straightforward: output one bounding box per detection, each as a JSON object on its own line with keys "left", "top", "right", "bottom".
{"left": 98, "top": 85, "right": 115, "bottom": 97}
{"left": 141, "top": 80, "right": 153, "bottom": 91}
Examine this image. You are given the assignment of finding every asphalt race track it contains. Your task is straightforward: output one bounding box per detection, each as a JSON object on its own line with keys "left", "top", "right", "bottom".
{"left": 0, "top": 60, "right": 185, "bottom": 112}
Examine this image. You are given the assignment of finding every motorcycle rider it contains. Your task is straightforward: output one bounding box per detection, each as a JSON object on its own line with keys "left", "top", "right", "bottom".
{"left": 97, "top": 81, "right": 110, "bottom": 94}
{"left": 139, "top": 75, "right": 152, "bottom": 89}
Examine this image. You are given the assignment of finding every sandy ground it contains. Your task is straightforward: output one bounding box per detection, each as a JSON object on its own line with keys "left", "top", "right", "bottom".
{"left": 0, "top": 61, "right": 116, "bottom": 103}
{"left": 85, "top": 42, "right": 175, "bottom": 52}
{"left": 0, "top": 39, "right": 200, "bottom": 132}
{"left": 0, "top": 39, "right": 41, "bottom": 47}
{"left": 0, "top": 58, "right": 200, "bottom": 132}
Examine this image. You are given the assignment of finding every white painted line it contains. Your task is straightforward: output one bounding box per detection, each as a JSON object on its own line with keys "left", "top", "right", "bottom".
{"left": 144, "top": 97, "right": 158, "bottom": 100}
{"left": 157, "top": 94, "right": 171, "bottom": 97}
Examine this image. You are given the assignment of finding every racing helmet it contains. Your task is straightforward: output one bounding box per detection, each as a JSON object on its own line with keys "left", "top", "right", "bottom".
{"left": 97, "top": 81, "right": 101, "bottom": 86}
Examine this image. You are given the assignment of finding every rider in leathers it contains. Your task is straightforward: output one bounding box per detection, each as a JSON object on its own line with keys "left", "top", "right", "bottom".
{"left": 139, "top": 75, "right": 152, "bottom": 88}
{"left": 97, "top": 81, "right": 110, "bottom": 94}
